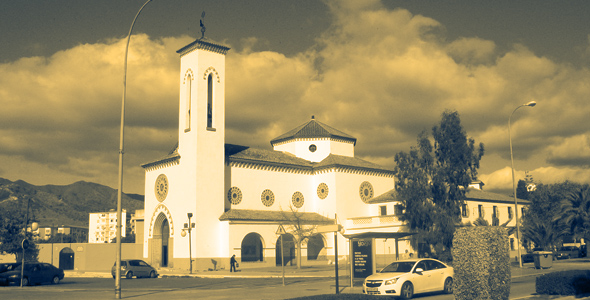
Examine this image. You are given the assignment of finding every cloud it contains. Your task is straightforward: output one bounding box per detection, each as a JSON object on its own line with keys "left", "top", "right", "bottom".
{"left": 2, "top": 1, "right": 590, "bottom": 195}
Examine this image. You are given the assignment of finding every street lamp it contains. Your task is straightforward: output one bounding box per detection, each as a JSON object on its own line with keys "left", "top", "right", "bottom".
{"left": 116, "top": 0, "right": 152, "bottom": 298}
{"left": 509, "top": 100, "right": 536, "bottom": 268}
{"left": 21, "top": 196, "right": 38, "bottom": 287}
{"left": 181, "top": 213, "right": 195, "bottom": 274}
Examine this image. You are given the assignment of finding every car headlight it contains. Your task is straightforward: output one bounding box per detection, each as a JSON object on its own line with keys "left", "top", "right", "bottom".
{"left": 384, "top": 278, "right": 398, "bottom": 285}
{"left": 8, "top": 274, "right": 19, "bottom": 279}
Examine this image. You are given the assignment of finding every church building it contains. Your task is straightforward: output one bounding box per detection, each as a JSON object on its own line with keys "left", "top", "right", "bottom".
{"left": 139, "top": 35, "right": 410, "bottom": 271}
{"left": 140, "top": 34, "right": 529, "bottom": 272}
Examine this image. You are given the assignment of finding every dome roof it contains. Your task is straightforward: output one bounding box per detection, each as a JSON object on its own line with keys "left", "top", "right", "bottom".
{"left": 270, "top": 117, "right": 356, "bottom": 146}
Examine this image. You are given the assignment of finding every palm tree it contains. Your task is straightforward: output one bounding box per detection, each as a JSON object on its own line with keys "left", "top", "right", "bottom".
{"left": 558, "top": 184, "right": 590, "bottom": 241}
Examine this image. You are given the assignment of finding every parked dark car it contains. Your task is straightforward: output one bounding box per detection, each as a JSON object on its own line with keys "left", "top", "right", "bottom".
{"left": 111, "top": 259, "right": 158, "bottom": 279}
{"left": 0, "top": 262, "right": 64, "bottom": 286}
{"left": 556, "top": 246, "right": 580, "bottom": 259}
{"left": 0, "top": 262, "right": 20, "bottom": 273}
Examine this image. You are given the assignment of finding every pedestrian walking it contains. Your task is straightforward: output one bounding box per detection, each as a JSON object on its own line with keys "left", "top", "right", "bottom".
{"left": 230, "top": 254, "right": 237, "bottom": 272}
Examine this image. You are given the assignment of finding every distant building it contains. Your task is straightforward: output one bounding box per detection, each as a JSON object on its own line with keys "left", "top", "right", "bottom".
{"left": 35, "top": 225, "right": 88, "bottom": 243}
{"left": 88, "top": 210, "right": 126, "bottom": 243}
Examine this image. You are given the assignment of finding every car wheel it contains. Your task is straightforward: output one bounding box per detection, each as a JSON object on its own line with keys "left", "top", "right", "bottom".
{"left": 52, "top": 276, "right": 60, "bottom": 284}
{"left": 22, "top": 277, "right": 29, "bottom": 286}
{"left": 125, "top": 271, "right": 133, "bottom": 279}
{"left": 444, "top": 277, "right": 453, "bottom": 294}
{"left": 400, "top": 282, "right": 414, "bottom": 299}
{"left": 149, "top": 271, "right": 157, "bottom": 278}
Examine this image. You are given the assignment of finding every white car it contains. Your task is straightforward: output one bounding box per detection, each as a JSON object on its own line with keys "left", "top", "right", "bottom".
{"left": 363, "top": 258, "right": 453, "bottom": 299}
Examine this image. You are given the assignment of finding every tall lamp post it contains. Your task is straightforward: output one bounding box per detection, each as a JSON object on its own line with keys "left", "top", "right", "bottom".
{"left": 116, "top": 0, "right": 152, "bottom": 298}
{"left": 181, "top": 213, "right": 195, "bottom": 274}
{"left": 20, "top": 196, "right": 38, "bottom": 287}
{"left": 509, "top": 100, "right": 536, "bottom": 268}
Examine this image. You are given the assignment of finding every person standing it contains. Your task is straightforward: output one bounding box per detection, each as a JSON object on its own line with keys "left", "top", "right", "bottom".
{"left": 230, "top": 254, "right": 237, "bottom": 272}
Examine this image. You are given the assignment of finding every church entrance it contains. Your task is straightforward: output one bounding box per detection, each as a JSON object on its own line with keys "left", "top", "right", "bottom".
{"left": 152, "top": 212, "right": 170, "bottom": 268}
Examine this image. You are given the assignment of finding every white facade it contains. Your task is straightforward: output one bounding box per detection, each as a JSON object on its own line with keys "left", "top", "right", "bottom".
{"left": 88, "top": 210, "right": 126, "bottom": 243}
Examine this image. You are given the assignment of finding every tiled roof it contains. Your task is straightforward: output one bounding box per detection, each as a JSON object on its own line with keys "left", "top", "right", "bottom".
{"left": 270, "top": 118, "right": 356, "bottom": 145}
{"left": 226, "top": 144, "right": 394, "bottom": 174}
{"left": 367, "top": 188, "right": 399, "bottom": 204}
{"left": 366, "top": 187, "right": 530, "bottom": 205}
{"left": 218, "top": 209, "right": 335, "bottom": 224}
{"left": 315, "top": 154, "right": 394, "bottom": 173}
{"left": 176, "top": 38, "right": 230, "bottom": 56}
{"left": 465, "top": 188, "right": 531, "bottom": 204}
{"left": 226, "top": 144, "right": 313, "bottom": 169}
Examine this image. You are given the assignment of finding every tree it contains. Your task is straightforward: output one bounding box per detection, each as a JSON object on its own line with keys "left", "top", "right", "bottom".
{"left": 516, "top": 180, "right": 529, "bottom": 200}
{"left": 0, "top": 199, "right": 39, "bottom": 262}
{"left": 279, "top": 206, "right": 321, "bottom": 269}
{"left": 521, "top": 181, "right": 578, "bottom": 251}
{"left": 558, "top": 184, "right": 590, "bottom": 242}
{"left": 394, "top": 110, "right": 484, "bottom": 259}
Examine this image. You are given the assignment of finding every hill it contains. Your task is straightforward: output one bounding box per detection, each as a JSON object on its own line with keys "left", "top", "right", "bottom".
{"left": 0, "top": 178, "right": 144, "bottom": 227}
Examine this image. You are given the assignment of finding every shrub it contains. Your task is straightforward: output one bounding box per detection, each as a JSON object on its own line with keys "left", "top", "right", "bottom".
{"left": 536, "top": 270, "right": 590, "bottom": 295}
{"left": 452, "top": 227, "right": 511, "bottom": 300}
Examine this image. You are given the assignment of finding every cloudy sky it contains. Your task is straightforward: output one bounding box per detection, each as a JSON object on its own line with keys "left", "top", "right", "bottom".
{"left": 2, "top": 0, "right": 590, "bottom": 195}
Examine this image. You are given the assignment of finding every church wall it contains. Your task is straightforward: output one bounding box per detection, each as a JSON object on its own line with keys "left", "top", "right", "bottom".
{"left": 227, "top": 166, "right": 313, "bottom": 211}
{"left": 329, "top": 140, "right": 355, "bottom": 157}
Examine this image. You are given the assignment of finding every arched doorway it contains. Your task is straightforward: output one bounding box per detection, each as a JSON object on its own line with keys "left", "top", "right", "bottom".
{"left": 307, "top": 234, "right": 325, "bottom": 261}
{"left": 241, "top": 233, "right": 264, "bottom": 262}
{"left": 276, "top": 234, "right": 295, "bottom": 266}
{"left": 59, "top": 247, "right": 74, "bottom": 270}
{"left": 152, "top": 212, "right": 170, "bottom": 267}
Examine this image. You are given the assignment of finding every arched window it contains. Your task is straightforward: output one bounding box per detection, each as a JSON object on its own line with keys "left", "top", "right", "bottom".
{"left": 185, "top": 74, "right": 192, "bottom": 131}
{"left": 207, "top": 73, "right": 213, "bottom": 128}
{"left": 241, "top": 232, "right": 264, "bottom": 262}
{"left": 276, "top": 234, "right": 295, "bottom": 266}
{"left": 307, "top": 234, "right": 325, "bottom": 261}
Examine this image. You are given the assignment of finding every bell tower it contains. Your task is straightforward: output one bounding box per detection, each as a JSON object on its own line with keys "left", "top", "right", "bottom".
{"left": 176, "top": 38, "right": 230, "bottom": 263}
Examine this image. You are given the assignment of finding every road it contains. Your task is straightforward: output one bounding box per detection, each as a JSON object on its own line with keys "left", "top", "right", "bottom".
{"left": 0, "top": 274, "right": 544, "bottom": 300}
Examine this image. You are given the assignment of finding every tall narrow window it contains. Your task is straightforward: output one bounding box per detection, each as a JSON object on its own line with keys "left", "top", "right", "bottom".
{"left": 478, "top": 205, "right": 484, "bottom": 218}
{"left": 508, "top": 207, "right": 513, "bottom": 219}
{"left": 185, "top": 74, "right": 191, "bottom": 131}
{"left": 379, "top": 205, "right": 387, "bottom": 216}
{"left": 207, "top": 73, "right": 213, "bottom": 128}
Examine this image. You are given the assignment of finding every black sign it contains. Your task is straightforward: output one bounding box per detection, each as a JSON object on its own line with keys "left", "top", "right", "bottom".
{"left": 352, "top": 239, "right": 372, "bottom": 278}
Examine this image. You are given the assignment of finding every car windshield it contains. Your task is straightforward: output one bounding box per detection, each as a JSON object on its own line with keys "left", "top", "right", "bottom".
{"left": 380, "top": 262, "right": 415, "bottom": 273}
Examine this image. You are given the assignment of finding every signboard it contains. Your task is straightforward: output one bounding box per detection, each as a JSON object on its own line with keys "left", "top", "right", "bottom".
{"left": 316, "top": 224, "right": 342, "bottom": 233}
{"left": 352, "top": 239, "right": 373, "bottom": 278}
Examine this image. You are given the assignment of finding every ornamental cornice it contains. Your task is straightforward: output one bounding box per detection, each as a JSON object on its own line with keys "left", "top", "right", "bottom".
{"left": 177, "top": 39, "right": 230, "bottom": 57}
{"left": 141, "top": 154, "right": 180, "bottom": 171}
{"left": 148, "top": 204, "right": 174, "bottom": 238}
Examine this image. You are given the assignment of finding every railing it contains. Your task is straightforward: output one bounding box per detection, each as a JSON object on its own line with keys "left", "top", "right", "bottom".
{"left": 346, "top": 215, "right": 403, "bottom": 229}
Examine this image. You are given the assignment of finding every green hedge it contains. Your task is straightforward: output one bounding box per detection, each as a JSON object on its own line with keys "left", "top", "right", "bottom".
{"left": 452, "top": 227, "right": 511, "bottom": 300}
{"left": 536, "top": 270, "right": 590, "bottom": 295}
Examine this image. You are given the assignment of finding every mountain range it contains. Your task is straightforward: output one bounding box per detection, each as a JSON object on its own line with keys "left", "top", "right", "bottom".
{"left": 0, "top": 178, "right": 144, "bottom": 228}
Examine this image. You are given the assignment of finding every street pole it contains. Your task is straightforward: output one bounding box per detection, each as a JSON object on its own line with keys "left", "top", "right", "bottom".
{"left": 116, "top": 1, "right": 152, "bottom": 298}
{"left": 509, "top": 100, "right": 536, "bottom": 269}
{"left": 188, "top": 213, "right": 193, "bottom": 274}
{"left": 334, "top": 214, "right": 339, "bottom": 294}
{"left": 20, "top": 197, "right": 30, "bottom": 288}
{"left": 281, "top": 234, "right": 285, "bottom": 286}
